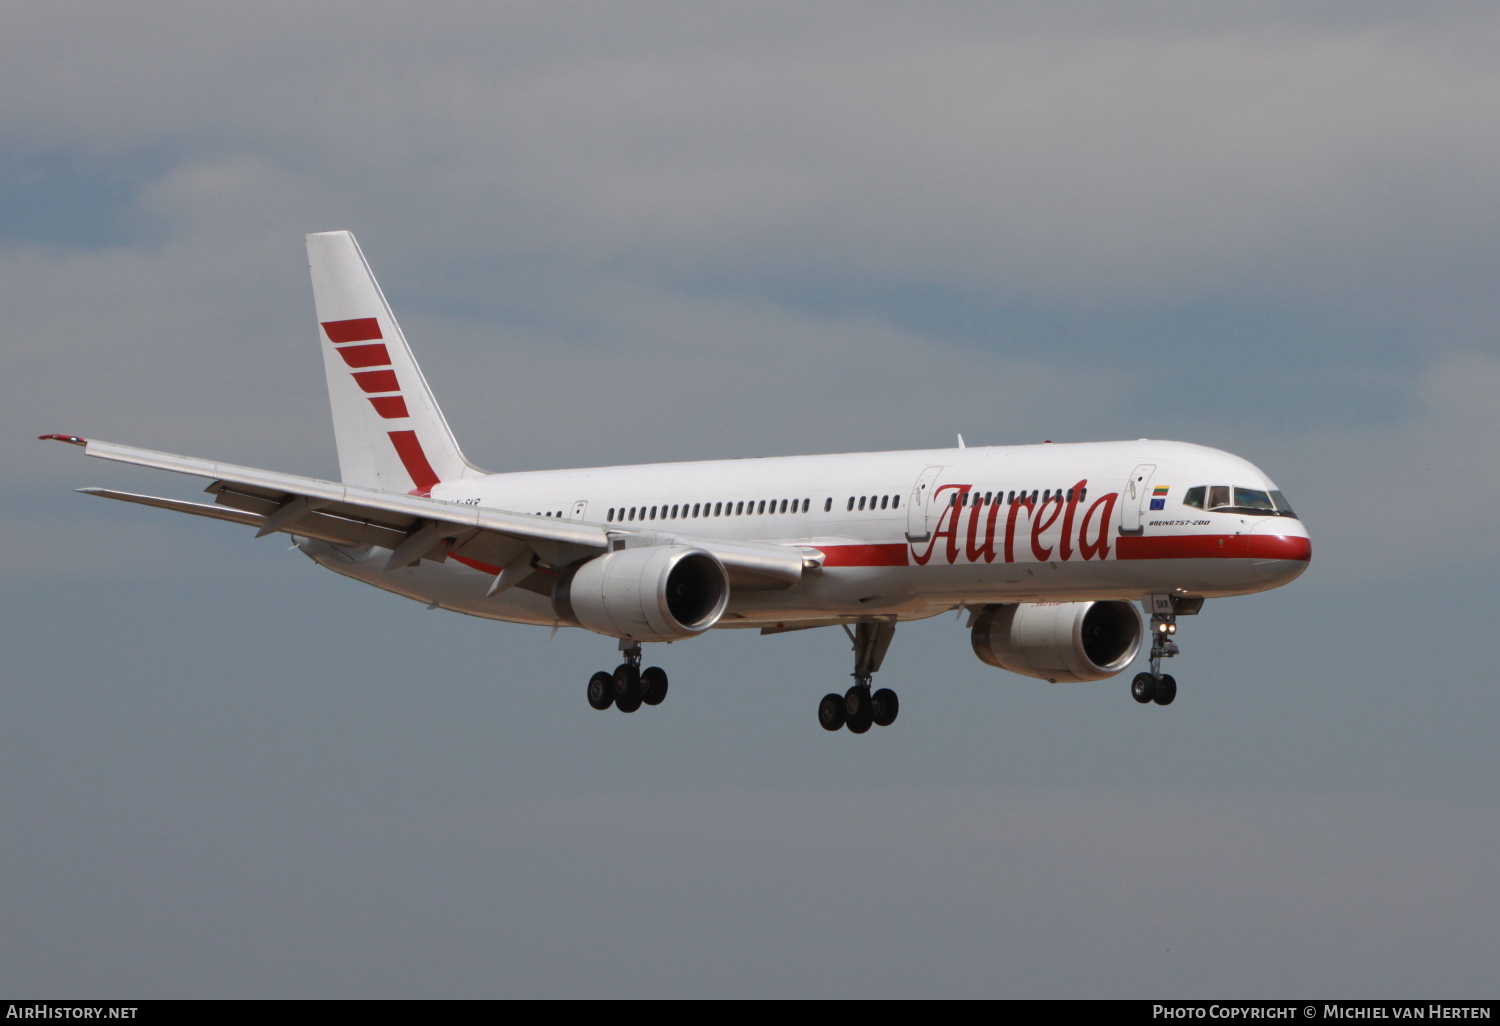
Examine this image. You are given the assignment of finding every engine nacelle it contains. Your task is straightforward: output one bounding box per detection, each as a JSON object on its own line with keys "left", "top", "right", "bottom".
{"left": 553, "top": 545, "right": 730, "bottom": 642}
{"left": 970, "top": 601, "right": 1142, "bottom": 683}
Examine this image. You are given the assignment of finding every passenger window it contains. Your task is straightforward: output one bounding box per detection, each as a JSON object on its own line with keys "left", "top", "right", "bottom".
{"left": 880, "top": 495, "right": 888, "bottom": 510}
{"left": 825, "top": 498, "right": 832, "bottom": 512}
{"left": 892, "top": 495, "right": 899, "bottom": 509}
{"left": 846, "top": 497, "right": 854, "bottom": 512}
{"left": 649, "top": 506, "right": 657, "bottom": 519}
{"left": 1183, "top": 487, "right": 1205, "bottom": 510}
{"left": 779, "top": 499, "right": 786, "bottom": 514}
{"left": 859, "top": 496, "right": 867, "bottom": 511}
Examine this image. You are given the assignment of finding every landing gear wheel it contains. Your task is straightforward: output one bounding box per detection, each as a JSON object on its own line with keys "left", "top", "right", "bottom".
{"left": 845, "top": 686, "right": 874, "bottom": 734}
{"left": 1153, "top": 674, "right": 1177, "bottom": 706}
{"left": 640, "top": 666, "right": 668, "bottom": 706}
{"left": 613, "top": 663, "right": 643, "bottom": 714}
{"left": 818, "top": 693, "right": 846, "bottom": 731}
{"left": 1131, "top": 672, "right": 1157, "bottom": 704}
{"left": 587, "top": 671, "right": 615, "bottom": 711}
{"left": 871, "top": 688, "right": 899, "bottom": 727}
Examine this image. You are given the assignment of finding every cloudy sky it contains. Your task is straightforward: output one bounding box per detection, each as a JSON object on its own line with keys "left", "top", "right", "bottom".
{"left": 4, "top": 1, "right": 1498, "bottom": 997}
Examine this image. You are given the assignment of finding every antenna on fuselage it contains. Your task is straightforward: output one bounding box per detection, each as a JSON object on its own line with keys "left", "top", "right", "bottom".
{"left": 956, "top": 434, "right": 966, "bottom": 449}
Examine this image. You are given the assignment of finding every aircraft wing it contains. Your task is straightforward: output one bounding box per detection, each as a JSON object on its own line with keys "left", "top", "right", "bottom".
{"left": 46, "top": 436, "right": 805, "bottom": 588}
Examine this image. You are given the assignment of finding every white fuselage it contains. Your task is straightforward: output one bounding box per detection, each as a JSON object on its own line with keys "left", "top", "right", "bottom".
{"left": 302, "top": 438, "right": 1311, "bottom": 629}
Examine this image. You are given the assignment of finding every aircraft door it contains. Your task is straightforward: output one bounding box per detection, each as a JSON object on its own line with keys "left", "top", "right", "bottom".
{"left": 906, "top": 465, "right": 945, "bottom": 542}
{"left": 569, "top": 500, "right": 588, "bottom": 520}
{"left": 1119, "top": 464, "right": 1157, "bottom": 535}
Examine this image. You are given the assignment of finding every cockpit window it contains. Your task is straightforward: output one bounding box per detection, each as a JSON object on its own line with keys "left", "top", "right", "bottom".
{"left": 1185, "top": 483, "right": 1298, "bottom": 517}
{"left": 1234, "top": 487, "right": 1275, "bottom": 511}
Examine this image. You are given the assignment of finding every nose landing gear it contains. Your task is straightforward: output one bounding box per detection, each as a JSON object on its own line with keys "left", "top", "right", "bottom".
{"left": 1131, "top": 595, "right": 1200, "bottom": 706}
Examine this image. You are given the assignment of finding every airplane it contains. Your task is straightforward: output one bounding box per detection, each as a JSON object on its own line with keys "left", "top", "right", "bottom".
{"left": 42, "top": 231, "right": 1311, "bottom": 734}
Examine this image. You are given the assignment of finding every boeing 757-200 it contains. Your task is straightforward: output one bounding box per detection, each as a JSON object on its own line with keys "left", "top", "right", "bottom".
{"left": 43, "top": 231, "right": 1310, "bottom": 734}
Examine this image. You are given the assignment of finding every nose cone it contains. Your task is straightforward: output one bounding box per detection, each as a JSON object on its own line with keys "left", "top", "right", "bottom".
{"left": 1248, "top": 520, "right": 1311, "bottom": 585}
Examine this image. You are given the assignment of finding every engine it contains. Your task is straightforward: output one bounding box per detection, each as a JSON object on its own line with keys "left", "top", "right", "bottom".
{"left": 970, "top": 601, "right": 1142, "bottom": 683}
{"left": 553, "top": 545, "right": 730, "bottom": 642}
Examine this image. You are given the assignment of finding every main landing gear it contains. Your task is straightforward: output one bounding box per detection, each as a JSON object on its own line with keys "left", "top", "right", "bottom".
{"left": 1131, "top": 597, "right": 1194, "bottom": 706}
{"left": 820, "top": 620, "right": 900, "bottom": 734}
{"left": 587, "top": 640, "right": 668, "bottom": 714}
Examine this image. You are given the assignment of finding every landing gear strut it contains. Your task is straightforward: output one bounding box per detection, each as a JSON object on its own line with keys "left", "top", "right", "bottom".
{"left": 1131, "top": 595, "right": 1197, "bottom": 706}
{"left": 820, "top": 619, "right": 900, "bottom": 734}
{"left": 586, "top": 639, "right": 669, "bottom": 714}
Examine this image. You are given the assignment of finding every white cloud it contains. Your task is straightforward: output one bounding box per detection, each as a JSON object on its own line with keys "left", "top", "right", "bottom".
{"left": 4, "top": 4, "right": 1500, "bottom": 328}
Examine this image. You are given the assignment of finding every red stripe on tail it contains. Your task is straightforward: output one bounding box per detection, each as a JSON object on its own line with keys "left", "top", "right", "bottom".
{"left": 368, "top": 395, "right": 409, "bottom": 419}
{"left": 336, "top": 343, "right": 391, "bottom": 368}
{"left": 352, "top": 369, "right": 400, "bottom": 393}
{"left": 322, "top": 318, "right": 384, "bottom": 343}
{"left": 388, "top": 430, "right": 440, "bottom": 495}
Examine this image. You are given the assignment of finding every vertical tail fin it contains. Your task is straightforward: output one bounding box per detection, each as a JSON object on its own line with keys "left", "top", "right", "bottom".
{"left": 306, "top": 231, "right": 481, "bottom": 494}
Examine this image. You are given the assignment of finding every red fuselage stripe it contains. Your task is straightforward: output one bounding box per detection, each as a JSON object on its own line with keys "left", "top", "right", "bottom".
{"left": 452, "top": 554, "right": 502, "bottom": 575}
{"left": 1116, "top": 534, "right": 1311, "bottom": 561}
{"left": 322, "top": 318, "right": 384, "bottom": 343}
{"left": 387, "top": 430, "right": 440, "bottom": 495}
{"left": 820, "top": 543, "right": 911, "bottom": 567}
{"left": 813, "top": 535, "right": 1309, "bottom": 567}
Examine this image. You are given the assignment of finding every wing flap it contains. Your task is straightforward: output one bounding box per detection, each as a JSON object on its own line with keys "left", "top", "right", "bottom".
{"left": 76, "top": 488, "right": 404, "bottom": 549}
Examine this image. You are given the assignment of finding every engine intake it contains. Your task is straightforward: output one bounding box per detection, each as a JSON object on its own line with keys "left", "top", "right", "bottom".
{"left": 970, "top": 601, "right": 1142, "bottom": 683}
{"left": 553, "top": 545, "right": 730, "bottom": 642}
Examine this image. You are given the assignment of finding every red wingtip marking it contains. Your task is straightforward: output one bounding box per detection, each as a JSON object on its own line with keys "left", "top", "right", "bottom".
{"left": 388, "top": 430, "right": 440, "bottom": 495}
{"left": 322, "top": 318, "right": 384, "bottom": 343}
{"left": 368, "top": 395, "right": 410, "bottom": 419}
{"left": 336, "top": 343, "right": 392, "bottom": 368}
{"left": 39, "top": 434, "right": 88, "bottom": 446}
{"left": 352, "top": 369, "right": 401, "bottom": 393}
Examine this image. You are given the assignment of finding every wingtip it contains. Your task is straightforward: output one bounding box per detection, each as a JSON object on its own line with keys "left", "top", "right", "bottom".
{"left": 40, "top": 434, "right": 88, "bottom": 446}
